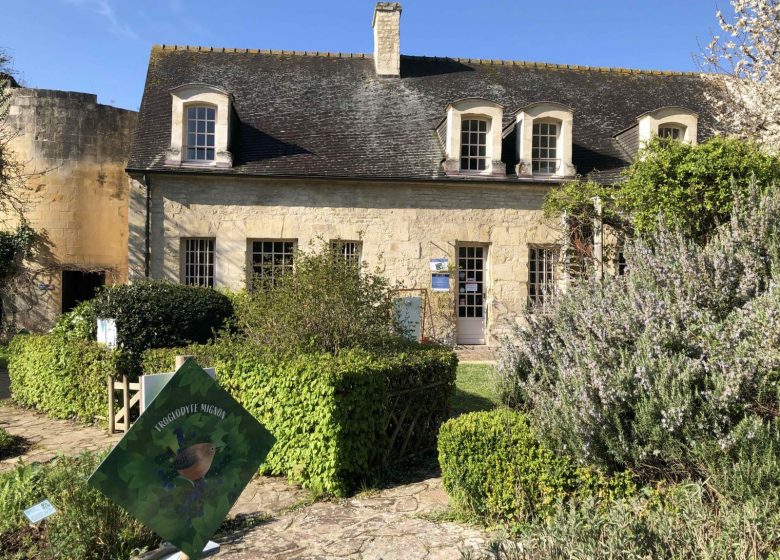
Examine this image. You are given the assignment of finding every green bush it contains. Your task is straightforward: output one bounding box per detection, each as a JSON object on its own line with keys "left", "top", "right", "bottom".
{"left": 231, "top": 241, "right": 408, "bottom": 355}
{"left": 471, "top": 483, "right": 780, "bottom": 560}
{"left": 143, "top": 341, "right": 457, "bottom": 495}
{"left": 499, "top": 183, "right": 780, "bottom": 483}
{"left": 544, "top": 137, "right": 780, "bottom": 243}
{"left": 620, "top": 136, "right": 780, "bottom": 239}
{"left": 8, "top": 334, "right": 119, "bottom": 422}
{"left": 438, "top": 409, "right": 633, "bottom": 523}
{"left": 54, "top": 280, "right": 233, "bottom": 372}
{"left": 0, "top": 453, "right": 158, "bottom": 560}
{"left": 0, "top": 426, "right": 12, "bottom": 454}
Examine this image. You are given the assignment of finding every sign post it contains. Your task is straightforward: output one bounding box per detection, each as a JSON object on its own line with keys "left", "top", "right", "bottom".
{"left": 89, "top": 359, "right": 275, "bottom": 560}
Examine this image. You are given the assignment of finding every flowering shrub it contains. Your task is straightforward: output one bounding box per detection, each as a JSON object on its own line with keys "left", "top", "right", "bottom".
{"left": 499, "top": 181, "right": 780, "bottom": 483}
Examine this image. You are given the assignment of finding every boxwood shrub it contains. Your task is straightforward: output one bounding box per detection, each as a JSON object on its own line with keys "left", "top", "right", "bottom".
{"left": 54, "top": 280, "right": 233, "bottom": 373}
{"left": 143, "top": 341, "right": 457, "bottom": 495}
{"left": 438, "top": 409, "right": 634, "bottom": 523}
{"left": 8, "top": 334, "right": 119, "bottom": 423}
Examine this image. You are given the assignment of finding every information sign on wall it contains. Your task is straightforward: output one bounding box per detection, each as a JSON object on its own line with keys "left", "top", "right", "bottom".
{"left": 431, "top": 274, "right": 450, "bottom": 291}
{"left": 89, "top": 359, "right": 275, "bottom": 560}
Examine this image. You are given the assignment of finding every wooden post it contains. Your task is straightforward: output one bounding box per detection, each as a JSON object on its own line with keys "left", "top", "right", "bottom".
{"left": 559, "top": 211, "right": 570, "bottom": 293}
{"left": 175, "top": 355, "right": 193, "bottom": 370}
{"left": 122, "top": 374, "right": 130, "bottom": 433}
{"left": 107, "top": 375, "right": 115, "bottom": 434}
{"left": 591, "top": 196, "right": 604, "bottom": 281}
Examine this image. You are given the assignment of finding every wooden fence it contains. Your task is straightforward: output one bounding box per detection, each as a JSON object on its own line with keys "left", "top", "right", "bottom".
{"left": 384, "top": 380, "right": 449, "bottom": 464}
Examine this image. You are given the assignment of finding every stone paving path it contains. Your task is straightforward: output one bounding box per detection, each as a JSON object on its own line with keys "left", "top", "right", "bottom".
{"left": 216, "top": 478, "right": 486, "bottom": 559}
{"left": 0, "top": 401, "right": 489, "bottom": 559}
{"left": 0, "top": 401, "right": 121, "bottom": 471}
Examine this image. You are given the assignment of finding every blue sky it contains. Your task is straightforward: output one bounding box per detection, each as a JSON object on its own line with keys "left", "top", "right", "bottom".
{"left": 4, "top": 1, "right": 719, "bottom": 111}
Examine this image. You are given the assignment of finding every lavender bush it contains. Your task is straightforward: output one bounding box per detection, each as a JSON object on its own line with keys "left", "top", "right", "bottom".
{"left": 499, "top": 181, "right": 780, "bottom": 484}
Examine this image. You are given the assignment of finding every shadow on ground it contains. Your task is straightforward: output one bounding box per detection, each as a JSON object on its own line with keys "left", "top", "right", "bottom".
{"left": 0, "top": 370, "right": 10, "bottom": 400}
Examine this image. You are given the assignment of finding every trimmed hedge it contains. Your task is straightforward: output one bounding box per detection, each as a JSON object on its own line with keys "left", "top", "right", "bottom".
{"left": 8, "top": 334, "right": 119, "bottom": 423}
{"left": 438, "top": 409, "right": 634, "bottom": 523}
{"left": 54, "top": 280, "right": 233, "bottom": 373}
{"left": 143, "top": 342, "right": 457, "bottom": 495}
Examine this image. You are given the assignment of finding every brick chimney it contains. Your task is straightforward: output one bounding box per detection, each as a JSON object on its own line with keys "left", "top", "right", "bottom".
{"left": 372, "top": 2, "right": 401, "bottom": 77}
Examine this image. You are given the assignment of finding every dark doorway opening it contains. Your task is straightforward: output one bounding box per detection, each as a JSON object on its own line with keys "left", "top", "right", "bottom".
{"left": 61, "top": 270, "right": 105, "bottom": 313}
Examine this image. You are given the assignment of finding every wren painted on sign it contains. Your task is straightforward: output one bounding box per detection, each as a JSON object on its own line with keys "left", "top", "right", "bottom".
{"left": 88, "top": 359, "right": 275, "bottom": 560}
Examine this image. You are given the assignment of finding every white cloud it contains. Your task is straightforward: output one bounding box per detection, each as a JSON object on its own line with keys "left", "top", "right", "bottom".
{"left": 63, "top": 0, "right": 138, "bottom": 40}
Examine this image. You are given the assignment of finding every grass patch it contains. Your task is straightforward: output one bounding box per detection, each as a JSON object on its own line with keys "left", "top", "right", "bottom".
{"left": 451, "top": 363, "right": 499, "bottom": 417}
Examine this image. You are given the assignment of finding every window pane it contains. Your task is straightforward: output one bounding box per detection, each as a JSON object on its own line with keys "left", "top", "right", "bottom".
{"left": 197, "top": 107, "right": 206, "bottom": 119}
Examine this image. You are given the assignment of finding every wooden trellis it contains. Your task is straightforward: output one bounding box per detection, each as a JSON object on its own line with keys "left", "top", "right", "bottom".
{"left": 107, "top": 375, "right": 140, "bottom": 434}
{"left": 384, "top": 380, "right": 449, "bottom": 464}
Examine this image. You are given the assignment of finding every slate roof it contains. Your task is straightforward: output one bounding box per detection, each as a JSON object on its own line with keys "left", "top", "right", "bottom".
{"left": 128, "top": 46, "right": 717, "bottom": 183}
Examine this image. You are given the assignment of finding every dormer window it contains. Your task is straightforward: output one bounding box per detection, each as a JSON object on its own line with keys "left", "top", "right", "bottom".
{"left": 460, "top": 119, "right": 489, "bottom": 171}
{"left": 637, "top": 106, "right": 697, "bottom": 148}
{"left": 186, "top": 106, "right": 216, "bottom": 161}
{"left": 439, "top": 98, "right": 506, "bottom": 177}
{"left": 515, "top": 102, "right": 575, "bottom": 179}
{"left": 166, "top": 83, "right": 233, "bottom": 168}
{"left": 532, "top": 121, "right": 559, "bottom": 174}
{"left": 658, "top": 125, "right": 684, "bottom": 141}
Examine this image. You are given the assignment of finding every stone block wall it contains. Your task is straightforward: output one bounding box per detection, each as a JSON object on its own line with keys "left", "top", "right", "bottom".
{"left": 3, "top": 88, "right": 137, "bottom": 330}
{"left": 129, "top": 174, "right": 559, "bottom": 346}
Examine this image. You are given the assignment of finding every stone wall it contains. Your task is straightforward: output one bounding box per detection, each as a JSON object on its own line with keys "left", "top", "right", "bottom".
{"left": 129, "top": 174, "right": 559, "bottom": 346}
{"left": 3, "top": 88, "right": 136, "bottom": 330}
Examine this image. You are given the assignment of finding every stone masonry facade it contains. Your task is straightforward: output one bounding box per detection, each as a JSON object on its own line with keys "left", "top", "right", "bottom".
{"left": 129, "top": 174, "right": 557, "bottom": 346}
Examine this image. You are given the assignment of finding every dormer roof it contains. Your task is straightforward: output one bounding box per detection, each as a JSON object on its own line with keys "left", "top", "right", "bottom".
{"left": 128, "top": 45, "right": 718, "bottom": 182}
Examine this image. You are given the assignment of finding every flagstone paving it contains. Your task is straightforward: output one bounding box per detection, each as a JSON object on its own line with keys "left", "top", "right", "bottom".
{"left": 0, "top": 401, "right": 490, "bottom": 559}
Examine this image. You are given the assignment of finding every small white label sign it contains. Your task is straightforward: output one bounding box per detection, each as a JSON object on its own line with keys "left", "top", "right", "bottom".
{"left": 97, "top": 318, "right": 118, "bottom": 349}
{"left": 24, "top": 499, "right": 56, "bottom": 524}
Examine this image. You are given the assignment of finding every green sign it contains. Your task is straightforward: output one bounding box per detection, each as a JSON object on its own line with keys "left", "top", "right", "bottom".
{"left": 89, "top": 359, "right": 275, "bottom": 560}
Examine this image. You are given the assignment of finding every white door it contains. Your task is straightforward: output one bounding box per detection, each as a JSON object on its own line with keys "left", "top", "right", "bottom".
{"left": 456, "top": 245, "right": 487, "bottom": 345}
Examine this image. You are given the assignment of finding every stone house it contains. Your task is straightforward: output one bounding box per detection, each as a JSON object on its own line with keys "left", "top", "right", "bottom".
{"left": 3, "top": 85, "right": 136, "bottom": 330}
{"left": 127, "top": 2, "right": 715, "bottom": 346}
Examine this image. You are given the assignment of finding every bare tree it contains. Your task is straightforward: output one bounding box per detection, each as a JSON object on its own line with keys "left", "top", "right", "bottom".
{"left": 701, "top": 0, "right": 780, "bottom": 148}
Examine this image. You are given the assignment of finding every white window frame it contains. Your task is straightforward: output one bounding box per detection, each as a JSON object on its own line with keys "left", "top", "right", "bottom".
{"left": 658, "top": 125, "right": 684, "bottom": 141}
{"left": 637, "top": 106, "right": 698, "bottom": 148}
{"left": 184, "top": 105, "right": 217, "bottom": 162}
{"left": 528, "top": 245, "right": 559, "bottom": 306}
{"left": 441, "top": 98, "right": 505, "bottom": 177}
{"left": 460, "top": 118, "right": 490, "bottom": 172}
{"left": 532, "top": 120, "right": 560, "bottom": 175}
{"left": 182, "top": 238, "right": 215, "bottom": 287}
{"left": 166, "top": 83, "right": 233, "bottom": 168}
{"left": 514, "top": 102, "right": 575, "bottom": 178}
{"left": 250, "top": 239, "right": 296, "bottom": 289}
